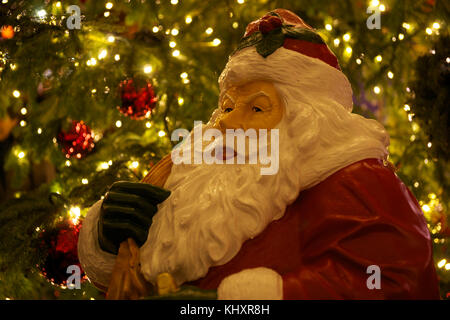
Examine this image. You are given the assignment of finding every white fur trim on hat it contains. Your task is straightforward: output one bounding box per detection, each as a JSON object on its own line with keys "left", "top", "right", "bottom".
{"left": 219, "top": 46, "right": 354, "bottom": 112}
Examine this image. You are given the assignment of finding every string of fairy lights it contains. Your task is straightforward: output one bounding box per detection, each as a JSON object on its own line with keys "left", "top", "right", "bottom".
{"left": 1, "top": 0, "right": 449, "bottom": 289}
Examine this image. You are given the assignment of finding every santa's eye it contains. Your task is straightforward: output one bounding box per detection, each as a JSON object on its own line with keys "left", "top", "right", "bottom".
{"left": 252, "top": 106, "right": 263, "bottom": 112}
{"left": 224, "top": 107, "right": 233, "bottom": 113}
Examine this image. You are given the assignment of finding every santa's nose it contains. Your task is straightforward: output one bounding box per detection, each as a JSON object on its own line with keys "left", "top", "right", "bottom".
{"left": 219, "top": 108, "right": 246, "bottom": 131}
{"left": 219, "top": 117, "right": 246, "bottom": 131}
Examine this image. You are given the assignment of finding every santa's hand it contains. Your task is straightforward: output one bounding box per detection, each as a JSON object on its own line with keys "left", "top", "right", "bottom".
{"left": 98, "top": 181, "right": 171, "bottom": 255}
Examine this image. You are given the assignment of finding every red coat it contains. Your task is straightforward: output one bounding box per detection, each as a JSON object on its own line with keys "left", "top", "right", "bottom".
{"left": 189, "top": 158, "right": 441, "bottom": 299}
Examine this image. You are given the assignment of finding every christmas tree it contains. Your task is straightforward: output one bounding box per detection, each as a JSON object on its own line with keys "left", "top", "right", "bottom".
{"left": 0, "top": 0, "right": 448, "bottom": 300}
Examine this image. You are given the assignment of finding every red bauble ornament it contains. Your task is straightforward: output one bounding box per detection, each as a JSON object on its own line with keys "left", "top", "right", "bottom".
{"left": 57, "top": 120, "right": 95, "bottom": 159}
{"left": 38, "top": 220, "right": 85, "bottom": 286}
{"left": 1, "top": 25, "right": 14, "bottom": 39}
{"left": 118, "top": 79, "right": 157, "bottom": 120}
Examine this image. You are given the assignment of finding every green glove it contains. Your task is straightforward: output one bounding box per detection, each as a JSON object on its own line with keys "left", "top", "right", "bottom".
{"left": 98, "top": 181, "right": 171, "bottom": 255}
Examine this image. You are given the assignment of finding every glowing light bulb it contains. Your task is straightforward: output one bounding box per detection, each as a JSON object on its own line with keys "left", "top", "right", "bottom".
{"left": 432, "top": 22, "right": 440, "bottom": 29}
{"left": 37, "top": 9, "right": 47, "bottom": 19}
{"left": 87, "top": 58, "right": 97, "bottom": 66}
{"left": 107, "top": 35, "right": 115, "bottom": 43}
{"left": 82, "top": 178, "right": 89, "bottom": 184}
{"left": 20, "top": 107, "right": 27, "bottom": 115}
{"left": 37, "top": 128, "right": 42, "bottom": 134}
{"left": 373, "top": 86, "right": 380, "bottom": 94}
{"left": 356, "top": 58, "right": 362, "bottom": 64}
{"left": 114, "top": 54, "right": 120, "bottom": 61}
{"left": 20, "top": 120, "right": 26, "bottom": 127}
{"left": 402, "top": 22, "right": 411, "bottom": 30}
{"left": 370, "top": 0, "right": 380, "bottom": 6}
{"left": 345, "top": 46, "right": 352, "bottom": 55}
{"left": 13, "top": 90, "right": 20, "bottom": 98}
{"left": 212, "top": 38, "right": 221, "bottom": 46}
{"left": 398, "top": 33, "right": 404, "bottom": 40}
{"left": 185, "top": 16, "right": 192, "bottom": 24}
{"left": 158, "top": 130, "right": 166, "bottom": 137}
{"left": 104, "top": 11, "right": 110, "bottom": 17}
{"left": 426, "top": 28, "right": 432, "bottom": 35}
{"left": 178, "top": 97, "right": 184, "bottom": 105}
{"left": 152, "top": 26, "right": 159, "bottom": 33}
{"left": 232, "top": 22, "right": 239, "bottom": 29}
{"left": 422, "top": 204, "right": 430, "bottom": 212}
{"left": 146, "top": 122, "right": 151, "bottom": 128}
{"left": 171, "top": 28, "right": 179, "bottom": 36}
{"left": 105, "top": 2, "right": 113, "bottom": 10}
{"left": 375, "top": 55, "right": 382, "bottom": 62}
{"left": 413, "top": 181, "right": 419, "bottom": 188}
{"left": 387, "top": 71, "right": 394, "bottom": 79}
{"left": 205, "top": 27, "right": 213, "bottom": 35}
{"left": 180, "top": 72, "right": 188, "bottom": 79}
{"left": 171, "top": 0, "right": 178, "bottom": 4}
{"left": 343, "top": 33, "right": 351, "bottom": 41}
{"left": 172, "top": 50, "right": 180, "bottom": 57}
{"left": 144, "top": 65, "right": 153, "bottom": 73}
{"left": 333, "top": 38, "right": 340, "bottom": 47}
{"left": 237, "top": 0, "right": 245, "bottom": 4}
{"left": 98, "top": 49, "right": 107, "bottom": 60}
{"left": 18, "top": 151, "right": 25, "bottom": 159}
{"left": 403, "top": 104, "right": 410, "bottom": 111}
{"left": 427, "top": 142, "right": 432, "bottom": 148}
{"left": 169, "top": 41, "right": 176, "bottom": 48}
{"left": 379, "top": 4, "right": 385, "bottom": 11}
{"left": 445, "top": 263, "right": 450, "bottom": 270}
{"left": 128, "top": 161, "right": 139, "bottom": 169}
{"left": 56, "top": 2, "right": 61, "bottom": 8}
{"left": 115, "top": 120, "right": 122, "bottom": 128}
{"left": 325, "top": 24, "right": 332, "bottom": 31}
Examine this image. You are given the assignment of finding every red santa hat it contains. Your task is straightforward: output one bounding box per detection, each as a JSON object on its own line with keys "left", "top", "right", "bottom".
{"left": 219, "top": 9, "right": 354, "bottom": 111}
{"left": 242, "top": 9, "right": 340, "bottom": 70}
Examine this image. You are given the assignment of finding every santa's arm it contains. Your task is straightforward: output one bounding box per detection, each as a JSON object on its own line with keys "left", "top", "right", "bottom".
{"left": 280, "top": 162, "right": 440, "bottom": 299}
{"left": 77, "top": 154, "right": 173, "bottom": 290}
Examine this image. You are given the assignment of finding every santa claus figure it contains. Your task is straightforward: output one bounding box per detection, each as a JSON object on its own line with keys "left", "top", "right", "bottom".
{"left": 78, "top": 9, "right": 440, "bottom": 299}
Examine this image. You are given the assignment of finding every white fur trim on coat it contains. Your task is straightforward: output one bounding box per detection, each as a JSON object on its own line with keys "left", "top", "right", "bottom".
{"left": 217, "top": 267, "right": 283, "bottom": 300}
{"left": 77, "top": 200, "right": 116, "bottom": 289}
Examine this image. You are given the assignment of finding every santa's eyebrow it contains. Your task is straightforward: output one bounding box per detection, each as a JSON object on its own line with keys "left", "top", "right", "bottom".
{"left": 244, "top": 91, "right": 272, "bottom": 104}
{"left": 223, "top": 93, "right": 235, "bottom": 103}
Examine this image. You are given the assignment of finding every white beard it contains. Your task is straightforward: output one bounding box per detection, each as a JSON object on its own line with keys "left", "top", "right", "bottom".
{"left": 139, "top": 121, "right": 302, "bottom": 286}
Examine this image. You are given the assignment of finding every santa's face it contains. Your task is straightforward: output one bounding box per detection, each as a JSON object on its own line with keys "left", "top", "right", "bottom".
{"left": 213, "top": 80, "right": 285, "bottom": 132}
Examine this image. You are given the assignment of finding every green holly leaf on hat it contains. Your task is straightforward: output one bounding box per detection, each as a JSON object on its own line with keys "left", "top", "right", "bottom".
{"left": 256, "top": 28, "right": 285, "bottom": 58}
